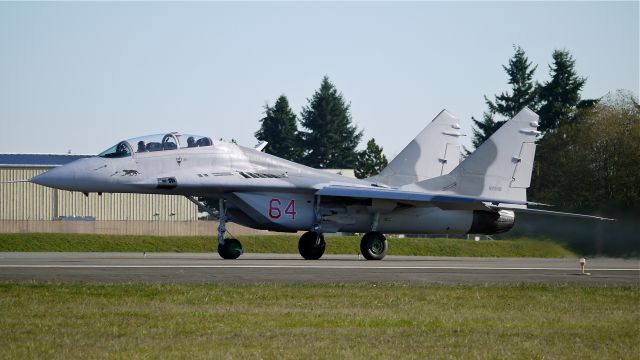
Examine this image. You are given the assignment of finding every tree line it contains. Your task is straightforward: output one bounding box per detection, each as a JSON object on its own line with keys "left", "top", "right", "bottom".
{"left": 255, "top": 76, "right": 387, "bottom": 179}
{"left": 471, "top": 45, "right": 586, "bottom": 147}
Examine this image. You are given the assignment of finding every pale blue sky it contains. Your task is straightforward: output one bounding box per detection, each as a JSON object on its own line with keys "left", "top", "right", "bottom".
{"left": 1, "top": 1, "right": 638, "bottom": 157}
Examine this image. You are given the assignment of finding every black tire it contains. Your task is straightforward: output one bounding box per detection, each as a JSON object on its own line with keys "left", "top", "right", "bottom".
{"left": 218, "top": 238, "right": 243, "bottom": 259}
{"left": 360, "top": 232, "right": 388, "bottom": 260}
{"left": 298, "top": 231, "right": 326, "bottom": 260}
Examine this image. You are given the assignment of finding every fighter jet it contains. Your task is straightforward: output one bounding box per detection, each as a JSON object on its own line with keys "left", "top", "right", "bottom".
{"left": 31, "top": 107, "right": 612, "bottom": 260}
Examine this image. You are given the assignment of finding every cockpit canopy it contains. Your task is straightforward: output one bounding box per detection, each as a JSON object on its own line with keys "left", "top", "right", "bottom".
{"left": 98, "top": 133, "right": 213, "bottom": 158}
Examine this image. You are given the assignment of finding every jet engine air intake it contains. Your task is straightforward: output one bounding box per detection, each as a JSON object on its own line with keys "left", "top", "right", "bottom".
{"left": 468, "top": 210, "right": 515, "bottom": 234}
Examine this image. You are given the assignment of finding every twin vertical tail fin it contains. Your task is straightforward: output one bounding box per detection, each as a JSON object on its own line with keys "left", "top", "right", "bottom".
{"left": 410, "top": 107, "right": 540, "bottom": 204}
{"left": 369, "top": 109, "right": 464, "bottom": 187}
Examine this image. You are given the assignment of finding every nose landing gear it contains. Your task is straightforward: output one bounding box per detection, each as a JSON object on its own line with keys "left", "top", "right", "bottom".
{"left": 216, "top": 198, "right": 243, "bottom": 259}
{"left": 186, "top": 196, "right": 243, "bottom": 260}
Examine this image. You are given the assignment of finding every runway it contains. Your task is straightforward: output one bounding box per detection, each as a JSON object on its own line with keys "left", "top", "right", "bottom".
{"left": 0, "top": 252, "right": 638, "bottom": 285}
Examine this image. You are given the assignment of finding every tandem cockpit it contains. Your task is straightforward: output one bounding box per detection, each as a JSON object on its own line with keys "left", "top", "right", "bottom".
{"left": 98, "top": 133, "right": 214, "bottom": 158}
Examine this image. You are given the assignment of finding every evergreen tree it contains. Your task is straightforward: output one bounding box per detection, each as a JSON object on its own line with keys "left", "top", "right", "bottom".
{"left": 355, "top": 138, "right": 388, "bottom": 179}
{"left": 471, "top": 45, "right": 539, "bottom": 148}
{"left": 537, "top": 49, "right": 587, "bottom": 133}
{"left": 471, "top": 111, "right": 500, "bottom": 149}
{"left": 254, "top": 95, "right": 303, "bottom": 162}
{"left": 299, "top": 76, "right": 362, "bottom": 168}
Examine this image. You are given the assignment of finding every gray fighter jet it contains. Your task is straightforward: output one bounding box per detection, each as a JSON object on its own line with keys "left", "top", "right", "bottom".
{"left": 31, "top": 108, "right": 612, "bottom": 260}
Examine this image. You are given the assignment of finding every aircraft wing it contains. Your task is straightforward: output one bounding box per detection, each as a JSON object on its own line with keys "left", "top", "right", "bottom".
{"left": 315, "top": 185, "right": 542, "bottom": 210}
{"left": 316, "top": 185, "right": 614, "bottom": 220}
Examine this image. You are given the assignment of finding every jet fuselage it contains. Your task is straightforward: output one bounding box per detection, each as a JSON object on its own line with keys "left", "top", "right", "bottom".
{"left": 32, "top": 138, "right": 511, "bottom": 235}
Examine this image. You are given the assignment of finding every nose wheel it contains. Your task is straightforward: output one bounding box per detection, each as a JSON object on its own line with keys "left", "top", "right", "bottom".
{"left": 298, "top": 231, "right": 326, "bottom": 260}
{"left": 360, "top": 231, "right": 388, "bottom": 260}
{"left": 218, "top": 238, "right": 243, "bottom": 259}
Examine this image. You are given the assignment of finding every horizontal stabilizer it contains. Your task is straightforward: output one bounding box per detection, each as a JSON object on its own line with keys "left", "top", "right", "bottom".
{"left": 489, "top": 205, "right": 615, "bottom": 221}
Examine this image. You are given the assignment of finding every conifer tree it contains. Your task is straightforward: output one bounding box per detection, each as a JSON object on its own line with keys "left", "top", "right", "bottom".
{"left": 471, "top": 45, "right": 539, "bottom": 148}
{"left": 471, "top": 112, "right": 501, "bottom": 150}
{"left": 355, "top": 138, "right": 388, "bottom": 179}
{"left": 299, "top": 76, "right": 362, "bottom": 168}
{"left": 255, "top": 95, "right": 303, "bottom": 162}
{"left": 537, "top": 49, "right": 587, "bottom": 133}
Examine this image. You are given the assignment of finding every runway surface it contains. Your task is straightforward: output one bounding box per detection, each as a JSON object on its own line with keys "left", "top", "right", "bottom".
{"left": 0, "top": 252, "right": 638, "bottom": 285}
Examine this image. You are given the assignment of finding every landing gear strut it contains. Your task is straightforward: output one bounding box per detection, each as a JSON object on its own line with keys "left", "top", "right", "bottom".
{"left": 360, "top": 231, "right": 388, "bottom": 260}
{"left": 298, "top": 195, "right": 326, "bottom": 260}
{"left": 216, "top": 198, "right": 243, "bottom": 259}
{"left": 186, "top": 196, "right": 243, "bottom": 259}
{"left": 298, "top": 231, "right": 325, "bottom": 260}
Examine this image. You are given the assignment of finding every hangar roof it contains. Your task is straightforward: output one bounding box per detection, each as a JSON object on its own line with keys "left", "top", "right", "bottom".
{"left": 0, "top": 154, "right": 91, "bottom": 168}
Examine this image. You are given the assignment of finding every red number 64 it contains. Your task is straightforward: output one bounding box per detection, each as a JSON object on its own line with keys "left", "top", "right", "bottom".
{"left": 268, "top": 198, "right": 296, "bottom": 220}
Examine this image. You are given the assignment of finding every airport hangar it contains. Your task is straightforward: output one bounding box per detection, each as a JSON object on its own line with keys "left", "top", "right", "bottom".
{"left": 0, "top": 154, "right": 354, "bottom": 235}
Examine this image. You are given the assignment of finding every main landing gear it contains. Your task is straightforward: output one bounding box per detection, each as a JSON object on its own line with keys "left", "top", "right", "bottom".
{"left": 297, "top": 231, "right": 388, "bottom": 260}
{"left": 360, "top": 231, "right": 388, "bottom": 260}
{"left": 298, "top": 231, "right": 326, "bottom": 260}
{"left": 298, "top": 195, "right": 326, "bottom": 260}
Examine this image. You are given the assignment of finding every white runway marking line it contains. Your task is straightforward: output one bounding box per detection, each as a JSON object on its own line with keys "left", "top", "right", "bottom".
{"left": 0, "top": 265, "right": 638, "bottom": 271}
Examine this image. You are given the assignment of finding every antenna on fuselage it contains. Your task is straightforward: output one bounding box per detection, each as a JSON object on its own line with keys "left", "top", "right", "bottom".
{"left": 254, "top": 141, "right": 268, "bottom": 152}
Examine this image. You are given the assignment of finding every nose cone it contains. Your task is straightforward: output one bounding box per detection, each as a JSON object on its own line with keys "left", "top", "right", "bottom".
{"left": 31, "top": 165, "right": 76, "bottom": 190}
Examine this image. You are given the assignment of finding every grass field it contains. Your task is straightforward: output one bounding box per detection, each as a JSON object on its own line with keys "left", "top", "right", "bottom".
{"left": 0, "top": 233, "right": 576, "bottom": 258}
{"left": 0, "top": 283, "right": 637, "bottom": 359}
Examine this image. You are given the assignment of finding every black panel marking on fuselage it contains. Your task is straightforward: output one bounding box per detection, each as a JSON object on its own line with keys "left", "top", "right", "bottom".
{"left": 157, "top": 177, "right": 178, "bottom": 190}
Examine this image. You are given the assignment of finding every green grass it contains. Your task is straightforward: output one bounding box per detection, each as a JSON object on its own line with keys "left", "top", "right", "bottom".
{"left": 0, "top": 233, "right": 576, "bottom": 257}
{"left": 0, "top": 283, "right": 637, "bottom": 359}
